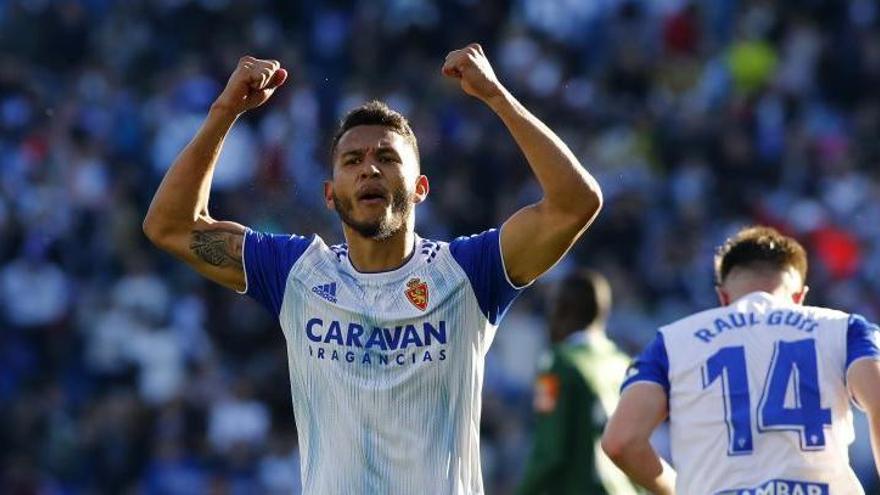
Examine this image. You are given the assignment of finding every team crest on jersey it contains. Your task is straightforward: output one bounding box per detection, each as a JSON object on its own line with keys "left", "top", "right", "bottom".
{"left": 405, "top": 278, "right": 429, "bottom": 311}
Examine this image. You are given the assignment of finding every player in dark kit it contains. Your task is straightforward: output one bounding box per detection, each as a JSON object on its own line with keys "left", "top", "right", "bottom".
{"left": 518, "top": 269, "right": 636, "bottom": 495}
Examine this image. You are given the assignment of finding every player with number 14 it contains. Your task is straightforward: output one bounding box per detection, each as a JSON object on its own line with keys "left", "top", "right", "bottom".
{"left": 602, "top": 226, "right": 880, "bottom": 495}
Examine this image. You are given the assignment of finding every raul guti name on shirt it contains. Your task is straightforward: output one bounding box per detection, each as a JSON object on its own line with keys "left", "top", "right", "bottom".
{"left": 304, "top": 317, "right": 448, "bottom": 366}
{"left": 694, "top": 309, "right": 820, "bottom": 344}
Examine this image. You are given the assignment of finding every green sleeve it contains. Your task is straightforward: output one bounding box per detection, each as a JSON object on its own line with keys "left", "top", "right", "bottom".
{"left": 517, "top": 355, "right": 573, "bottom": 495}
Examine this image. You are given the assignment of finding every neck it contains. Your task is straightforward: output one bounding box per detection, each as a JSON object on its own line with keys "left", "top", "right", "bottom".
{"left": 722, "top": 284, "right": 801, "bottom": 307}
{"left": 725, "top": 281, "right": 792, "bottom": 302}
{"left": 343, "top": 224, "right": 416, "bottom": 273}
{"left": 720, "top": 268, "right": 804, "bottom": 305}
{"left": 553, "top": 324, "right": 603, "bottom": 343}
{"left": 585, "top": 323, "right": 604, "bottom": 334}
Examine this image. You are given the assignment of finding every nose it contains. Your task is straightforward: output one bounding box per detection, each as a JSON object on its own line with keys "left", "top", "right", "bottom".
{"left": 359, "top": 160, "right": 381, "bottom": 179}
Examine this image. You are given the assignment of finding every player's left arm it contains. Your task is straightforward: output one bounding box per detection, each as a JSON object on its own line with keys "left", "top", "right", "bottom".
{"left": 442, "top": 44, "right": 602, "bottom": 286}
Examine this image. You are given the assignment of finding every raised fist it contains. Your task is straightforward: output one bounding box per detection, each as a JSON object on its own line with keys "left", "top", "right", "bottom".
{"left": 441, "top": 43, "right": 505, "bottom": 103}
{"left": 213, "top": 56, "right": 288, "bottom": 115}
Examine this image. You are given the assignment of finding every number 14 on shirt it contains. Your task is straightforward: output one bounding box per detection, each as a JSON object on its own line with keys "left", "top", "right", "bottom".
{"left": 702, "top": 338, "right": 832, "bottom": 455}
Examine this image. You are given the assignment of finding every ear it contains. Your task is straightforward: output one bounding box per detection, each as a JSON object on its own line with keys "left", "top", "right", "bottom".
{"left": 792, "top": 285, "right": 809, "bottom": 305}
{"left": 716, "top": 286, "right": 730, "bottom": 306}
{"left": 412, "top": 175, "right": 430, "bottom": 204}
{"left": 323, "top": 180, "right": 335, "bottom": 210}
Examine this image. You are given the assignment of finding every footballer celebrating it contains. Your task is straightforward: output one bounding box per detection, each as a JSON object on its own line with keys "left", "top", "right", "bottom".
{"left": 143, "top": 44, "right": 602, "bottom": 493}
{"left": 602, "top": 226, "right": 880, "bottom": 495}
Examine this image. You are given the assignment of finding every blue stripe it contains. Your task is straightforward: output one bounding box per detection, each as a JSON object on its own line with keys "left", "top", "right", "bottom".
{"left": 621, "top": 332, "right": 670, "bottom": 394}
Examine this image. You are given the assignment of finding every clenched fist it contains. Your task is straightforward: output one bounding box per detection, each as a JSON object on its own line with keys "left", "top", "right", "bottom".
{"left": 213, "top": 56, "right": 288, "bottom": 115}
{"left": 442, "top": 43, "right": 505, "bottom": 103}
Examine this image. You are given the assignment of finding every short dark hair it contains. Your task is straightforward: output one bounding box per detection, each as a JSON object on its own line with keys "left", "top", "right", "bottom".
{"left": 714, "top": 226, "right": 808, "bottom": 286}
{"left": 329, "top": 100, "right": 419, "bottom": 165}
{"left": 549, "top": 269, "right": 612, "bottom": 343}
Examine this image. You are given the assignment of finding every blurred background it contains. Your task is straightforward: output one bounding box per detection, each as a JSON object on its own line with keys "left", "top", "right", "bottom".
{"left": 2, "top": 0, "right": 879, "bottom": 493}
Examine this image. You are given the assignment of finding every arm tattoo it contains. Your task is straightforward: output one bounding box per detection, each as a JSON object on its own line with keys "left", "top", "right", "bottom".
{"left": 190, "top": 228, "right": 243, "bottom": 267}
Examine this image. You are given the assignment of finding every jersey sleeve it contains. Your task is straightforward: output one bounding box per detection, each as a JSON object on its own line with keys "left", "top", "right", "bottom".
{"left": 240, "top": 229, "right": 313, "bottom": 317}
{"left": 846, "top": 314, "right": 880, "bottom": 370}
{"left": 621, "top": 332, "right": 670, "bottom": 394}
{"left": 448, "top": 228, "right": 525, "bottom": 325}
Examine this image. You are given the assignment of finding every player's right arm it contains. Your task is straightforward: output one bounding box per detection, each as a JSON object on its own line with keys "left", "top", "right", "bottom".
{"left": 143, "top": 56, "right": 287, "bottom": 291}
{"left": 602, "top": 332, "right": 675, "bottom": 494}
{"left": 601, "top": 383, "right": 675, "bottom": 495}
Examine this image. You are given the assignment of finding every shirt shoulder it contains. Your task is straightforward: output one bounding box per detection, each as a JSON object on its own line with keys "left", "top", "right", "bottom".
{"left": 845, "top": 313, "right": 880, "bottom": 370}
{"left": 800, "top": 304, "right": 851, "bottom": 325}
{"left": 620, "top": 331, "right": 670, "bottom": 394}
{"left": 242, "top": 229, "right": 317, "bottom": 316}
{"left": 447, "top": 228, "right": 524, "bottom": 325}
{"left": 659, "top": 305, "right": 727, "bottom": 337}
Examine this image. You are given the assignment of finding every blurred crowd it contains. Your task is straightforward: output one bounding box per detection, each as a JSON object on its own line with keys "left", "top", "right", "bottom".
{"left": 2, "top": 0, "right": 879, "bottom": 492}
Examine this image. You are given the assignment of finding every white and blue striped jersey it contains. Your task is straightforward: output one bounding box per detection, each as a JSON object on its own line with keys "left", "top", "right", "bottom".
{"left": 622, "top": 292, "right": 880, "bottom": 495}
{"left": 239, "top": 228, "right": 524, "bottom": 494}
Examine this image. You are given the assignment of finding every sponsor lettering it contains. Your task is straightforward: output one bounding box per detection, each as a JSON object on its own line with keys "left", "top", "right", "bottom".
{"left": 715, "top": 479, "right": 828, "bottom": 495}
{"left": 304, "top": 318, "right": 448, "bottom": 367}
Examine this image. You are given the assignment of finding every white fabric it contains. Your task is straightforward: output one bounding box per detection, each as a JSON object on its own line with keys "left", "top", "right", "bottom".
{"left": 661, "top": 292, "right": 863, "bottom": 495}
{"left": 276, "top": 237, "right": 497, "bottom": 494}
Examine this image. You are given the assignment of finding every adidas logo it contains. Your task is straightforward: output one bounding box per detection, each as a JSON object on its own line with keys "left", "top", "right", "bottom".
{"left": 311, "top": 282, "right": 337, "bottom": 303}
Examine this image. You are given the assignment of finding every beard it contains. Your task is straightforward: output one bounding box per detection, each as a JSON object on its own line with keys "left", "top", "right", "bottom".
{"left": 332, "top": 184, "right": 411, "bottom": 240}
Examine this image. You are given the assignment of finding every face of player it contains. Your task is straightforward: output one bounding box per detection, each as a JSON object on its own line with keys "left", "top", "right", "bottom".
{"left": 325, "top": 125, "right": 428, "bottom": 240}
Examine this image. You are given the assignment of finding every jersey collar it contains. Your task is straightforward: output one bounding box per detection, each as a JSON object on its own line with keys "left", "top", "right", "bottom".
{"left": 340, "top": 234, "right": 424, "bottom": 283}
